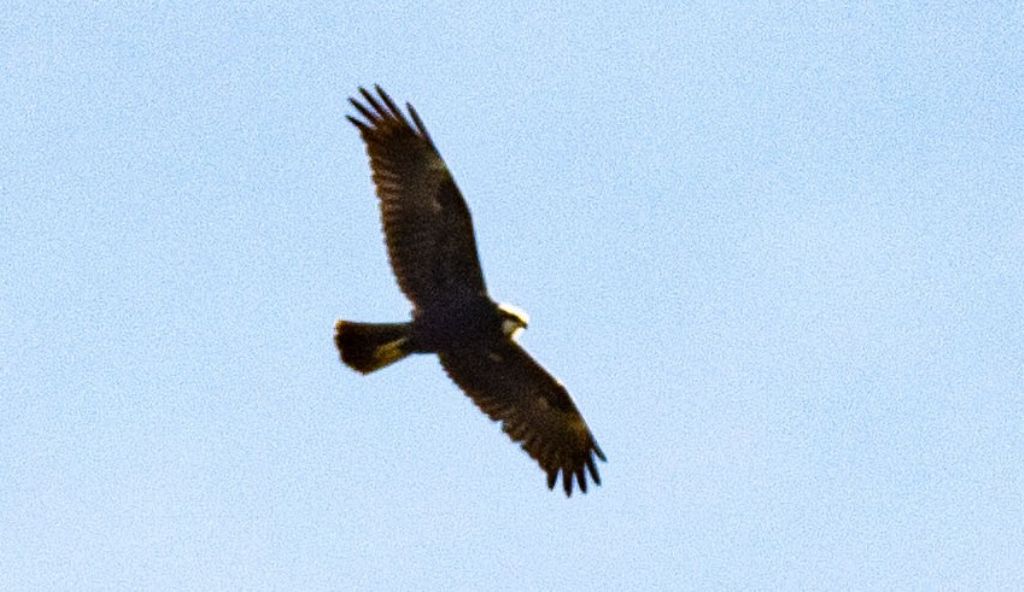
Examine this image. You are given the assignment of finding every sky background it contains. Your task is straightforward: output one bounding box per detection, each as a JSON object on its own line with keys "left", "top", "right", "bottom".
{"left": 3, "top": 3, "right": 1022, "bottom": 590}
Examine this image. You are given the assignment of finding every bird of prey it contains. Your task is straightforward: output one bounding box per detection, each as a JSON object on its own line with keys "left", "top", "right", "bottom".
{"left": 334, "top": 86, "right": 606, "bottom": 496}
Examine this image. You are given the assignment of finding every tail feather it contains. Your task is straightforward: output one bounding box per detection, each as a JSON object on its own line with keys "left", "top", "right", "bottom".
{"left": 334, "top": 320, "right": 413, "bottom": 374}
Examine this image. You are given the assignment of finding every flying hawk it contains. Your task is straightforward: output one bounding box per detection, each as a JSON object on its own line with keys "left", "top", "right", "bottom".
{"left": 335, "top": 86, "right": 605, "bottom": 496}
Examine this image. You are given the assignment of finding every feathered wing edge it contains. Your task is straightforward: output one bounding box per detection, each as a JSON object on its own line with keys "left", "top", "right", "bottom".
{"left": 346, "top": 85, "right": 438, "bottom": 152}
{"left": 439, "top": 342, "right": 606, "bottom": 496}
{"left": 345, "top": 85, "right": 489, "bottom": 309}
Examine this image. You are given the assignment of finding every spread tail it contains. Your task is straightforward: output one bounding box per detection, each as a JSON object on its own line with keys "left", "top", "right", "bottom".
{"left": 334, "top": 320, "right": 413, "bottom": 374}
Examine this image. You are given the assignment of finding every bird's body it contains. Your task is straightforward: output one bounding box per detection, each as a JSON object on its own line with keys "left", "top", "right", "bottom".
{"left": 335, "top": 86, "right": 605, "bottom": 496}
{"left": 411, "top": 296, "right": 508, "bottom": 350}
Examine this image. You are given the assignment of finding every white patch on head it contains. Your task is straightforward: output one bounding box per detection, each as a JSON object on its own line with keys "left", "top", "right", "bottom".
{"left": 497, "top": 302, "right": 529, "bottom": 341}
{"left": 501, "top": 318, "right": 525, "bottom": 340}
{"left": 497, "top": 302, "right": 529, "bottom": 325}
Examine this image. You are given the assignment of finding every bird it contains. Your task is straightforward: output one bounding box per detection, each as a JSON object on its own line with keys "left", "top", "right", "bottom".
{"left": 335, "top": 86, "right": 605, "bottom": 496}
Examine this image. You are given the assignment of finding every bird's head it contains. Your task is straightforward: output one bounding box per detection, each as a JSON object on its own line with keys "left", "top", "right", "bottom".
{"left": 497, "top": 302, "right": 529, "bottom": 340}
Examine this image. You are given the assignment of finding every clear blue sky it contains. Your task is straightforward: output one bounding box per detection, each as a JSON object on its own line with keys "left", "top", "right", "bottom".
{"left": 3, "top": 3, "right": 1022, "bottom": 590}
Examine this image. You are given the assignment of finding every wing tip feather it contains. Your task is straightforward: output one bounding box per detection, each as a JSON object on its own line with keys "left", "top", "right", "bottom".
{"left": 348, "top": 85, "right": 435, "bottom": 148}
{"left": 555, "top": 440, "right": 606, "bottom": 497}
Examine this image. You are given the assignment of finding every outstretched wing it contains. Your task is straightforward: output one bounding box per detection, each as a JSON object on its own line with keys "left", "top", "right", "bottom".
{"left": 347, "top": 86, "right": 487, "bottom": 310}
{"left": 439, "top": 341, "right": 606, "bottom": 496}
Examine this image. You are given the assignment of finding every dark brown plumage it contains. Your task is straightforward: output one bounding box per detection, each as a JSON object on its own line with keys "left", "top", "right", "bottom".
{"left": 335, "top": 85, "right": 605, "bottom": 496}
